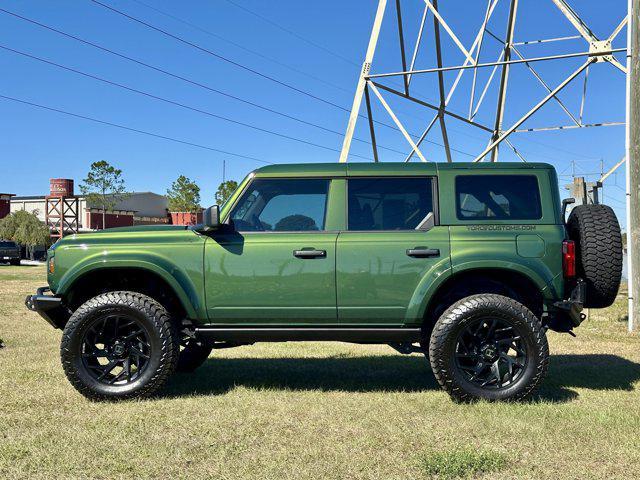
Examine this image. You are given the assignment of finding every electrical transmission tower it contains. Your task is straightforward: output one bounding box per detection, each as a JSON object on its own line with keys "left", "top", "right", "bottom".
{"left": 339, "top": 0, "right": 637, "bottom": 331}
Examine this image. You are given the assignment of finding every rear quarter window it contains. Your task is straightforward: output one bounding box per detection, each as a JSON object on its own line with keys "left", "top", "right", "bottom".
{"left": 456, "top": 175, "right": 542, "bottom": 220}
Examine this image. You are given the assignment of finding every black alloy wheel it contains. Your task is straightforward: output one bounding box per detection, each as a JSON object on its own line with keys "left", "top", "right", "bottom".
{"left": 61, "top": 291, "right": 178, "bottom": 401}
{"left": 454, "top": 318, "right": 526, "bottom": 389}
{"left": 80, "top": 314, "right": 152, "bottom": 385}
{"left": 429, "top": 294, "right": 548, "bottom": 402}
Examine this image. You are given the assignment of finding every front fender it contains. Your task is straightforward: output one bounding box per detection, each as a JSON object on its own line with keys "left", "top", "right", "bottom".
{"left": 55, "top": 251, "right": 203, "bottom": 319}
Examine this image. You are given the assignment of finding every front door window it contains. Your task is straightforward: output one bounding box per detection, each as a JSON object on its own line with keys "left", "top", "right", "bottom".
{"left": 229, "top": 179, "right": 329, "bottom": 232}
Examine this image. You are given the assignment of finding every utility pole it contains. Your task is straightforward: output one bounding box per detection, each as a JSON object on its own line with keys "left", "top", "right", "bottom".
{"left": 626, "top": 0, "right": 639, "bottom": 332}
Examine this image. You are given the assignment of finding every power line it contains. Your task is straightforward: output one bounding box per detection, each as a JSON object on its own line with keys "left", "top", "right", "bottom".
{"left": 0, "top": 8, "right": 475, "bottom": 159}
{"left": 88, "top": 2, "right": 483, "bottom": 159}
{"left": 127, "top": 0, "right": 442, "bottom": 132}
{"left": 0, "top": 93, "right": 273, "bottom": 164}
{"left": 0, "top": 44, "right": 376, "bottom": 161}
{"left": 2, "top": 5, "right": 577, "bottom": 163}
{"left": 0, "top": 8, "right": 409, "bottom": 159}
{"left": 88, "top": 0, "right": 480, "bottom": 157}
{"left": 125, "top": 0, "right": 472, "bottom": 158}
{"left": 218, "top": 1, "right": 603, "bottom": 163}
{"left": 103, "top": 0, "right": 606, "bottom": 164}
{"left": 129, "top": 0, "right": 352, "bottom": 94}
{"left": 0, "top": 6, "right": 439, "bottom": 154}
{"left": 223, "top": 0, "right": 359, "bottom": 67}
{"left": 89, "top": 0, "right": 355, "bottom": 114}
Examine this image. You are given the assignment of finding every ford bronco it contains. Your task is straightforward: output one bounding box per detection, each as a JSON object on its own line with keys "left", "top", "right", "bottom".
{"left": 26, "top": 162, "right": 623, "bottom": 402}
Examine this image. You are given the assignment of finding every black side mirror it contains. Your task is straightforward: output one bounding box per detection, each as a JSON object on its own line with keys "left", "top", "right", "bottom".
{"left": 202, "top": 205, "right": 220, "bottom": 230}
{"left": 562, "top": 198, "right": 575, "bottom": 221}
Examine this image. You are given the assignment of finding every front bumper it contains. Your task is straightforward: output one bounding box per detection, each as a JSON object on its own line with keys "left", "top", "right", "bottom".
{"left": 25, "top": 287, "right": 67, "bottom": 329}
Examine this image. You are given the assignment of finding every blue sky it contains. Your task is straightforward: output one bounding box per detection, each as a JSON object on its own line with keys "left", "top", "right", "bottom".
{"left": 0, "top": 0, "right": 629, "bottom": 224}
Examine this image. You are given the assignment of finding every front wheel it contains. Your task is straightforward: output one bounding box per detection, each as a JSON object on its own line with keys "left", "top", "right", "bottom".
{"left": 429, "top": 294, "right": 549, "bottom": 402}
{"left": 60, "top": 291, "right": 179, "bottom": 401}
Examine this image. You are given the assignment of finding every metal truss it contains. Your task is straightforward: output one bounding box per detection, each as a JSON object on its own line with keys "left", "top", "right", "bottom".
{"left": 339, "top": 0, "right": 629, "bottom": 165}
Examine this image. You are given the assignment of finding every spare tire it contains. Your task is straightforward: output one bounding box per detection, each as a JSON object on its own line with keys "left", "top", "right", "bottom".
{"left": 566, "top": 204, "right": 623, "bottom": 308}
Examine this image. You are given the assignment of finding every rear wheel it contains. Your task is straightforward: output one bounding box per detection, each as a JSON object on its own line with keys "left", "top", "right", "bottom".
{"left": 429, "top": 294, "right": 548, "bottom": 402}
{"left": 566, "top": 204, "right": 623, "bottom": 308}
{"left": 60, "top": 291, "right": 179, "bottom": 401}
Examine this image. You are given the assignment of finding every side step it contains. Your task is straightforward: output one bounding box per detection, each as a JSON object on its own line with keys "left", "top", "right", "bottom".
{"left": 195, "top": 327, "right": 422, "bottom": 343}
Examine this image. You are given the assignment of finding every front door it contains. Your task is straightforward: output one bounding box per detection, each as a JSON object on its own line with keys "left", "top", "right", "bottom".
{"left": 337, "top": 177, "right": 451, "bottom": 326}
{"left": 204, "top": 178, "right": 337, "bottom": 325}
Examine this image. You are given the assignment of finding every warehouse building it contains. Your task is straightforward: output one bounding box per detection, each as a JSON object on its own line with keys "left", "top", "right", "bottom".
{"left": 9, "top": 191, "right": 170, "bottom": 230}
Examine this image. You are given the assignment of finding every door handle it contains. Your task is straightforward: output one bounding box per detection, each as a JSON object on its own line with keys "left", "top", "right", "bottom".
{"left": 293, "top": 249, "right": 326, "bottom": 259}
{"left": 406, "top": 247, "right": 440, "bottom": 258}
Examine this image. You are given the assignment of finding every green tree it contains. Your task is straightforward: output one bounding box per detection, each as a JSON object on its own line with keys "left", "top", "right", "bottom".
{"left": 0, "top": 210, "right": 50, "bottom": 259}
{"left": 167, "top": 175, "right": 201, "bottom": 212}
{"left": 80, "top": 160, "right": 128, "bottom": 230}
{"left": 215, "top": 180, "right": 238, "bottom": 206}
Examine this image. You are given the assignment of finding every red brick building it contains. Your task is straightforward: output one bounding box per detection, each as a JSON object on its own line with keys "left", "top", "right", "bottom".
{"left": 0, "top": 193, "right": 15, "bottom": 220}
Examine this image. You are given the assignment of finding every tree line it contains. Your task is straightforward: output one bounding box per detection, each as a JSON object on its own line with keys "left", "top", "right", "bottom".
{"left": 0, "top": 160, "right": 239, "bottom": 256}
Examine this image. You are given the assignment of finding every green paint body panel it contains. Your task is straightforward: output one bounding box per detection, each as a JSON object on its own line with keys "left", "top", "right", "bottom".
{"left": 46, "top": 162, "right": 569, "bottom": 329}
{"left": 204, "top": 232, "right": 338, "bottom": 325}
{"left": 336, "top": 228, "right": 451, "bottom": 325}
{"left": 48, "top": 228, "right": 206, "bottom": 319}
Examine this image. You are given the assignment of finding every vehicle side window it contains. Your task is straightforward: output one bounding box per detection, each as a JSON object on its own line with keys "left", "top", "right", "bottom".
{"left": 229, "top": 179, "right": 329, "bottom": 232}
{"left": 456, "top": 175, "right": 542, "bottom": 220}
{"left": 347, "top": 177, "right": 434, "bottom": 231}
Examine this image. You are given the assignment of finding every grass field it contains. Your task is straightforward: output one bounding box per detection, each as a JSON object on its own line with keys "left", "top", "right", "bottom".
{"left": 1, "top": 265, "right": 639, "bottom": 479}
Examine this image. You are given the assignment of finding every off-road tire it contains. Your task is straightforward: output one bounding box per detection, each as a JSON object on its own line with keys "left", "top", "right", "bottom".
{"left": 177, "top": 338, "right": 213, "bottom": 372}
{"left": 429, "top": 294, "right": 549, "bottom": 402}
{"left": 566, "top": 204, "right": 623, "bottom": 308}
{"left": 60, "top": 291, "right": 179, "bottom": 401}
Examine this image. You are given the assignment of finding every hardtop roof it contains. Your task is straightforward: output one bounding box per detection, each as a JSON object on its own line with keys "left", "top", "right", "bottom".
{"left": 252, "top": 162, "right": 554, "bottom": 177}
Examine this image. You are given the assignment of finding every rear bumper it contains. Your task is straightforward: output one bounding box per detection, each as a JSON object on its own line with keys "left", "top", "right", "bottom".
{"left": 547, "top": 278, "right": 586, "bottom": 332}
{"left": 25, "top": 287, "right": 67, "bottom": 329}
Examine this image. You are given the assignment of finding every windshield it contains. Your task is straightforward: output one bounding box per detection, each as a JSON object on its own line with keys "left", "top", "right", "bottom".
{"left": 0, "top": 241, "right": 17, "bottom": 248}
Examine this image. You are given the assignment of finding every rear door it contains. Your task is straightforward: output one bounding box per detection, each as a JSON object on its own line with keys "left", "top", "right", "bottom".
{"left": 336, "top": 176, "right": 451, "bottom": 326}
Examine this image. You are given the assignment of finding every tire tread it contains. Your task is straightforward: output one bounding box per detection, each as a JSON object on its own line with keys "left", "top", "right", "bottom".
{"left": 429, "top": 294, "right": 549, "bottom": 402}
{"left": 566, "top": 204, "right": 623, "bottom": 308}
{"left": 60, "top": 291, "right": 178, "bottom": 401}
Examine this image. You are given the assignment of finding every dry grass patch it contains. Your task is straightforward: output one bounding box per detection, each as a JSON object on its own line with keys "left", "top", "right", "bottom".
{"left": 1, "top": 266, "right": 639, "bottom": 479}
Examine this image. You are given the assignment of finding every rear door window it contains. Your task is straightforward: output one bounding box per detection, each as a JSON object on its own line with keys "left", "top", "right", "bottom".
{"left": 456, "top": 175, "right": 542, "bottom": 220}
{"left": 347, "top": 177, "right": 435, "bottom": 231}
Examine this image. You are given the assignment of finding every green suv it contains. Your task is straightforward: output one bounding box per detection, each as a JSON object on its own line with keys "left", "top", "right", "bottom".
{"left": 26, "top": 162, "right": 623, "bottom": 402}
